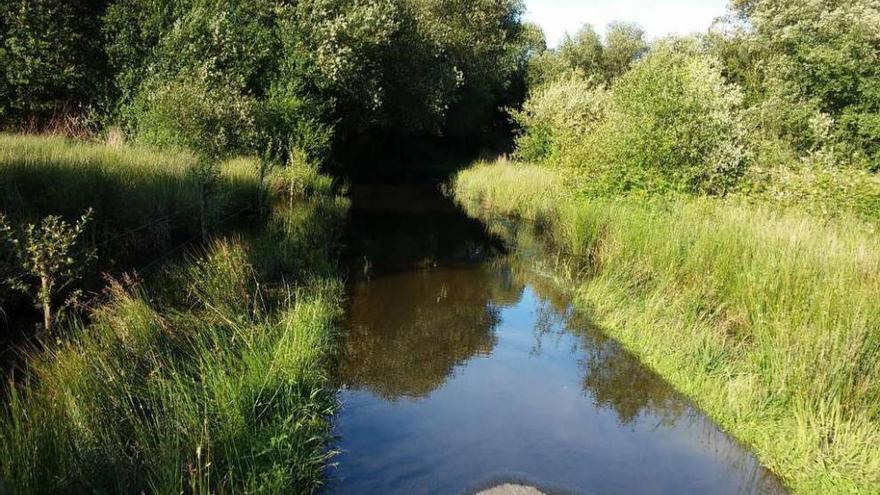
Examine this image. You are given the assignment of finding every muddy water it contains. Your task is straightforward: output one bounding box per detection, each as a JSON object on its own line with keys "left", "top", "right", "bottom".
{"left": 326, "top": 186, "right": 787, "bottom": 495}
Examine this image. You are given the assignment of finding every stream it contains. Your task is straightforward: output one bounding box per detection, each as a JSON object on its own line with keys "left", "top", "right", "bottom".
{"left": 325, "top": 185, "right": 787, "bottom": 495}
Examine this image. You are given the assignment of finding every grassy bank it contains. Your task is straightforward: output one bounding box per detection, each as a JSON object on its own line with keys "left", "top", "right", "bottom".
{"left": 0, "top": 134, "right": 267, "bottom": 333}
{"left": 453, "top": 160, "right": 880, "bottom": 494}
{"left": 0, "top": 134, "right": 262, "bottom": 258}
{"left": 0, "top": 136, "right": 350, "bottom": 492}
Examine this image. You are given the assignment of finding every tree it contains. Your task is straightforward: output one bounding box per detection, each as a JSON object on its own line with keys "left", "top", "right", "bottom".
{"left": 727, "top": 0, "right": 880, "bottom": 168}
{"left": 1, "top": 210, "right": 95, "bottom": 334}
{"left": 96, "top": 0, "right": 533, "bottom": 173}
{"left": 602, "top": 22, "right": 648, "bottom": 81}
{"left": 0, "top": 0, "right": 109, "bottom": 126}
{"left": 525, "top": 21, "right": 648, "bottom": 89}
{"left": 558, "top": 25, "right": 605, "bottom": 81}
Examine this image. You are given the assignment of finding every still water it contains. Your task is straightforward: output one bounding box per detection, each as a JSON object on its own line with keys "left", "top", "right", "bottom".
{"left": 326, "top": 186, "right": 787, "bottom": 495}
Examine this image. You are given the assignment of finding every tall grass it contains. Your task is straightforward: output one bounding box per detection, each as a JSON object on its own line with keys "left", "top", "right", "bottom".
{"left": 1, "top": 241, "right": 341, "bottom": 493}
{"left": 453, "top": 160, "right": 880, "bottom": 494}
{"left": 0, "top": 146, "right": 349, "bottom": 492}
{"left": 0, "top": 133, "right": 265, "bottom": 325}
{"left": 0, "top": 134, "right": 262, "bottom": 260}
{"left": 0, "top": 235, "right": 344, "bottom": 492}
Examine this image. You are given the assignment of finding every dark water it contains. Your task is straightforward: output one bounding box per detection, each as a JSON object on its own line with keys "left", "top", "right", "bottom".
{"left": 327, "top": 186, "right": 787, "bottom": 495}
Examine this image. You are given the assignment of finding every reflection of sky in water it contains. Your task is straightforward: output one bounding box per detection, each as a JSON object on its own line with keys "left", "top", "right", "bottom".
{"left": 329, "top": 187, "right": 786, "bottom": 495}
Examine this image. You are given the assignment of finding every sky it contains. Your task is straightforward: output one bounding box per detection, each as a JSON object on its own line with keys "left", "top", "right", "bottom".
{"left": 524, "top": 0, "right": 730, "bottom": 47}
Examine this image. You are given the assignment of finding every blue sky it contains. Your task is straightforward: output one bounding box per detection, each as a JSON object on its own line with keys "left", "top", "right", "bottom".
{"left": 524, "top": 0, "right": 730, "bottom": 47}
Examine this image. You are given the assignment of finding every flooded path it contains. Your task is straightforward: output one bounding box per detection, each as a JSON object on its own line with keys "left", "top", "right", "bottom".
{"left": 326, "top": 186, "right": 787, "bottom": 495}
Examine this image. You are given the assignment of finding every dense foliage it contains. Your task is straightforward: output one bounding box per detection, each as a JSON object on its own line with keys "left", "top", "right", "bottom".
{"left": 517, "top": 40, "right": 747, "bottom": 195}
{"left": 721, "top": 0, "right": 880, "bottom": 168}
{"left": 513, "top": 5, "right": 879, "bottom": 214}
{"left": 528, "top": 22, "right": 648, "bottom": 87}
{"left": 1, "top": 0, "right": 532, "bottom": 174}
{"left": 0, "top": 0, "right": 109, "bottom": 129}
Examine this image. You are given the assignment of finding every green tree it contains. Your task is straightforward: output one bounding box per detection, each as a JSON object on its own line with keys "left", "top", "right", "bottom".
{"left": 409, "top": 0, "right": 528, "bottom": 137}
{"left": 95, "top": 0, "right": 532, "bottom": 172}
{"left": 602, "top": 22, "right": 648, "bottom": 81}
{"left": 726, "top": 0, "right": 880, "bottom": 169}
{"left": 558, "top": 25, "right": 605, "bottom": 81}
{"left": 0, "top": 0, "right": 109, "bottom": 126}
{"left": 525, "top": 21, "right": 648, "bottom": 88}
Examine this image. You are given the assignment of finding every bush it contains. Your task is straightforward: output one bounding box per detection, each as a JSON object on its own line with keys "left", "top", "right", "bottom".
{"left": 512, "top": 73, "right": 610, "bottom": 164}
{"left": 593, "top": 39, "right": 747, "bottom": 194}
{"left": 130, "top": 72, "right": 257, "bottom": 159}
{"left": 516, "top": 38, "right": 749, "bottom": 196}
{"left": 740, "top": 158, "right": 880, "bottom": 223}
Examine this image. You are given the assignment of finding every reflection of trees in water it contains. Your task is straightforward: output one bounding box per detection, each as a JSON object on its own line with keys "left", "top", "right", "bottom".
{"left": 503, "top": 241, "right": 689, "bottom": 428}
{"left": 338, "top": 195, "right": 787, "bottom": 494}
{"left": 580, "top": 338, "right": 688, "bottom": 426}
{"left": 339, "top": 266, "right": 522, "bottom": 400}
{"left": 694, "top": 417, "right": 790, "bottom": 495}
{"left": 483, "top": 217, "right": 788, "bottom": 494}
{"left": 345, "top": 207, "right": 505, "bottom": 280}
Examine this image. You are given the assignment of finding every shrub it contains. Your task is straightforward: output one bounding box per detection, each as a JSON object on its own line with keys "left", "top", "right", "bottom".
{"left": 1, "top": 210, "right": 95, "bottom": 333}
{"left": 524, "top": 39, "right": 747, "bottom": 196}
{"left": 596, "top": 39, "right": 747, "bottom": 194}
{"left": 740, "top": 158, "right": 880, "bottom": 223}
{"left": 516, "top": 38, "right": 749, "bottom": 196}
{"left": 130, "top": 72, "right": 257, "bottom": 159}
{"left": 512, "top": 73, "right": 610, "bottom": 164}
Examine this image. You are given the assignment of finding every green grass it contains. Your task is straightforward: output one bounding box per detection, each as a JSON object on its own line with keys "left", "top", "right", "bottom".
{"left": 0, "top": 133, "right": 267, "bottom": 326}
{"left": 453, "top": 160, "right": 880, "bottom": 494}
{"left": 0, "top": 134, "right": 350, "bottom": 493}
{"left": 0, "top": 198, "right": 348, "bottom": 493}
{"left": 0, "top": 133, "right": 263, "bottom": 262}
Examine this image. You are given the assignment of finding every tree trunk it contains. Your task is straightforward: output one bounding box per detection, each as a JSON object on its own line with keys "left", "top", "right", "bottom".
{"left": 41, "top": 276, "right": 52, "bottom": 333}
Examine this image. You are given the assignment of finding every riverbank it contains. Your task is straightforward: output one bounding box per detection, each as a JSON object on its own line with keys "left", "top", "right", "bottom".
{"left": 0, "top": 136, "right": 349, "bottom": 493}
{"left": 452, "top": 160, "right": 880, "bottom": 494}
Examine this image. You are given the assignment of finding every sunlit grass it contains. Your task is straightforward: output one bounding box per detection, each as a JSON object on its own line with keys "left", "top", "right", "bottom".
{"left": 0, "top": 133, "right": 262, "bottom": 251}
{"left": 453, "top": 159, "right": 880, "bottom": 494}
{"left": 0, "top": 138, "right": 349, "bottom": 493}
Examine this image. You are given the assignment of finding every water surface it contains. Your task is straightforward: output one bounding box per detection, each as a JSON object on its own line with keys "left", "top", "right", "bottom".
{"left": 327, "top": 186, "right": 787, "bottom": 495}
